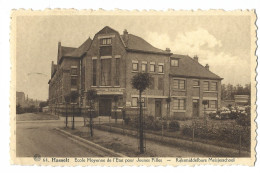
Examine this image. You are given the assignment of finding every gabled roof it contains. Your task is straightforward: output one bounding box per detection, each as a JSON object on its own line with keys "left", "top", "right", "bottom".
{"left": 65, "top": 37, "right": 92, "bottom": 57}
{"left": 61, "top": 46, "right": 77, "bottom": 57}
{"left": 170, "top": 54, "right": 222, "bottom": 80}
{"left": 97, "top": 26, "right": 118, "bottom": 35}
{"left": 121, "top": 34, "right": 170, "bottom": 55}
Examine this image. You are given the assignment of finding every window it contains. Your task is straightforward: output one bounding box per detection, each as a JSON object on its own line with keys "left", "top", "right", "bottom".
{"left": 209, "top": 100, "right": 217, "bottom": 109}
{"left": 71, "top": 68, "right": 77, "bottom": 75}
{"left": 203, "top": 81, "right": 209, "bottom": 91}
{"left": 171, "top": 59, "right": 179, "bottom": 67}
{"left": 141, "top": 63, "right": 147, "bottom": 72}
{"left": 71, "top": 76, "right": 77, "bottom": 87}
{"left": 92, "top": 59, "right": 97, "bottom": 86}
{"left": 149, "top": 77, "right": 154, "bottom": 89}
{"left": 101, "top": 58, "right": 111, "bottom": 86}
{"left": 100, "top": 38, "right": 112, "bottom": 45}
{"left": 158, "top": 65, "right": 164, "bottom": 73}
{"left": 173, "top": 79, "right": 186, "bottom": 90}
{"left": 211, "top": 82, "right": 217, "bottom": 91}
{"left": 132, "top": 97, "right": 138, "bottom": 107}
{"left": 173, "top": 99, "right": 185, "bottom": 110}
{"left": 203, "top": 100, "right": 217, "bottom": 109}
{"left": 115, "top": 58, "right": 120, "bottom": 86}
{"left": 132, "top": 62, "right": 138, "bottom": 71}
{"left": 150, "top": 63, "right": 155, "bottom": 72}
{"left": 193, "top": 80, "right": 200, "bottom": 87}
{"left": 158, "top": 77, "right": 164, "bottom": 90}
{"left": 132, "top": 97, "right": 146, "bottom": 107}
{"left": 100, "top": 46, "right": 112, "bottom": 56}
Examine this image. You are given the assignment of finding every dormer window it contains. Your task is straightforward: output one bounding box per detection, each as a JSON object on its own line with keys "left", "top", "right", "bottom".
{"left": 100, "top": 38, "right": 112, "bottom": 45}
{"left": 171, "top": 59, "right": 179, "bottom": 67}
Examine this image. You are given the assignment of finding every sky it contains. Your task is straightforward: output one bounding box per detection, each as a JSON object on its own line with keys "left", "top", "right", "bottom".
{"left": 16, "top": 14, "right": 252, "bottom": 101}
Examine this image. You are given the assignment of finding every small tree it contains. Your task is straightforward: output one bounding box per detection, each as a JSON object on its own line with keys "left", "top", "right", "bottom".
{"left": 202, "top": 100, "right": 208, "bottom": 126}
{"left": 64, "top": 94, "right": 71, "bottom": 128}
{"left": 113, "top": 95, "right": 119, "bottom": 124}
{"left": 70, "top": 91, "right": 79, "bottom": 130}
{"left": 86, "top": 89, "right": 98, "bottom": 137}
{"left": 131, "top": 72, "right": 152, "bottom": 154}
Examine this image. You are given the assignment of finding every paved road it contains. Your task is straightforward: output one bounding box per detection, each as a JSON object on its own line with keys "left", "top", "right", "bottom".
{"left": 16, "top": 120, "right": 105, "bottom": 157}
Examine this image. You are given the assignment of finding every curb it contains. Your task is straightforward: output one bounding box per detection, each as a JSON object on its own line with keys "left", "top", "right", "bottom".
{"left": 55, "top": 128, "right": 126, "bottom": 157}
{"left": 94, "top": 125, "right": 250, "bottom": 157}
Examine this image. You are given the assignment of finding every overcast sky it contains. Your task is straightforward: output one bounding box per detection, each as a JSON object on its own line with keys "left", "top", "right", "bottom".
{"left": 16, "top": 14, "right": 252, "bottom": 100}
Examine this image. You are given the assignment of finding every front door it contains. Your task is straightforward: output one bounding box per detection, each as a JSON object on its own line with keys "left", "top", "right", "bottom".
{"left": 192, "top": 99, "right": 199, "bottom": 117}
{"left": 155, "top": 100, "right": 162, "bottom": 117}
{"left": 99, "top": 99, "right": 112, "bottom": 116}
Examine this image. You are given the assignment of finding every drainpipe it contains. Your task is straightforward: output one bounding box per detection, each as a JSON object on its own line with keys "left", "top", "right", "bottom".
{"left": 79, "top": 59, "right": 82, "bottom": 107}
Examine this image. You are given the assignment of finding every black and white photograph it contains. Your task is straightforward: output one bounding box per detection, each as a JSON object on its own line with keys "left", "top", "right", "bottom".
{"left": 11, "top": 10, "right": 256, "bottom": 166}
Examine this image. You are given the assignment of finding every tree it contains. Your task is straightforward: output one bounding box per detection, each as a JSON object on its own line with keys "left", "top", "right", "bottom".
{"left": 131, "top": 72, "right": 152, "bottom": 154}
{"left": 70, "top": 91, "right": 79, "bottom": 130}
{"left": 64, "top": 94, "right": 71, "bottom": 128}
{"left": 113, "top": 95, "right": 119, "bottom": 124}
{"left": 166, "top": 97, "right": 171, "bottom": 127}
{"left": 86, "top": 89, "right": 98, "bottom": 137}
{"left": 39, "top": 101, "right": 48, "bottom": 112}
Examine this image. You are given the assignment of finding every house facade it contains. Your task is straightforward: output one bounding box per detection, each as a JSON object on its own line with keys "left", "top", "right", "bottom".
{"left": 48, "top": 26, "right": 222, "bottom": 118}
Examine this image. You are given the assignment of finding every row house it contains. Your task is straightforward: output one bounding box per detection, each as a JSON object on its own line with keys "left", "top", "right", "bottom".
{"left": 48, "top": 26, "right": 223, "bottom": 118}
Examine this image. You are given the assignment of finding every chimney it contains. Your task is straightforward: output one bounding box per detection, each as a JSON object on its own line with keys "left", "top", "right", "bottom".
{"left": 165, "top": 48, "right": 171, "bottom": 53}
{"left": 193, "top": 55, "right": 198, "bottom": 62}
{"left": 123, "top": 29, "right": 129, "bottom": 43}
{"left": 123, "top": 29, "right": 128, "bottom": 35}
{"left": 58, "top": 41, "right": 61, "bottom": 47}
{"left": 205, "top": 64, "right": 209, "bottom": 70}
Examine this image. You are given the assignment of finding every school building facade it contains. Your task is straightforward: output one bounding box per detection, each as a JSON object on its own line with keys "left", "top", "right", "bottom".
{"left": 48, "top": 26, "right": 223, "bottom": 119}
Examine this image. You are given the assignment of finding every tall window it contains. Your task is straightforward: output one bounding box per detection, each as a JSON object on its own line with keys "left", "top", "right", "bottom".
{"left": 211, "top": 82, "right": 217, "bottom": 91}
{"left": 100, "top": 38, "right": 112, "bottom": 45}
{"left": 203, "top": 81, "right": 209, "bottom": 91}
{"left": 115, "top": 58, "right": 120, "bottom": 86}
{"left": 100, "top": 46, "right": 112, "bottom": 56}
{"left": 71, "top": 76, "right": 77, "bottom": 87}
{"left": 132, "top": 62, "right": 138, "bottom": 71}
{"left": 193, "top": 80, "right": 200, "bottom": 87}
{"left": 158, "top": 77, "right": 164, "bottom": 90}
{"left": 173, "top": 79, "right": 185, "bottom": 90}
{"left": 101, "top": 58, "right": 111, "bottom": 86}
{"left": 141, "top": 63, "right": 147, "bottom": 72}
{"left": 150, "top": 63, "right": 155, "bottom": 72}
{"left": 71, "top": 67, "right": 77, "bottom": 75}
{"left": 171, "top": 59, "right": 179, "bottom": 67}
{"left": 173, "top": 99, "right": 185, "bottom": 110}
{"left": 92, "top": 59, "right": 97, "bottom": 86}
{"left": 158, "top": 64, "right": 164, "bottom": 73}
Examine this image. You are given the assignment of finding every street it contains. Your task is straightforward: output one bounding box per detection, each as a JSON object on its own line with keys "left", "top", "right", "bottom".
{"left": 16, "top": 115, "right": 108, "bottom": 157}
{"left": 16, "top": 113, "right": 206, "bottom": 157}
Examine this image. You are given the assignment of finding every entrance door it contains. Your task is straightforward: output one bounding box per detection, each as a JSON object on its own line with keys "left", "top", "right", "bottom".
{"left": 192, "top": 99, "right": 199, "bottom": 117}
{"left": 99, "top": 99, "right": 112, "bottom": 116}
{"left": 155, "top": 100, "right": 162, "bottom": 117}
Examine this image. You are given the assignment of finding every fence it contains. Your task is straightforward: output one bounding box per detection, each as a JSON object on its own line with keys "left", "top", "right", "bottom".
{"left": 60, "top": 109, "right": 251, "bottom": 156}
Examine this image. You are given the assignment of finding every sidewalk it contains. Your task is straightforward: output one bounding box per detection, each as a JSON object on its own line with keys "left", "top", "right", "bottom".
{"left": 62, "top": 126, "right": 206, "bottom": 157}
